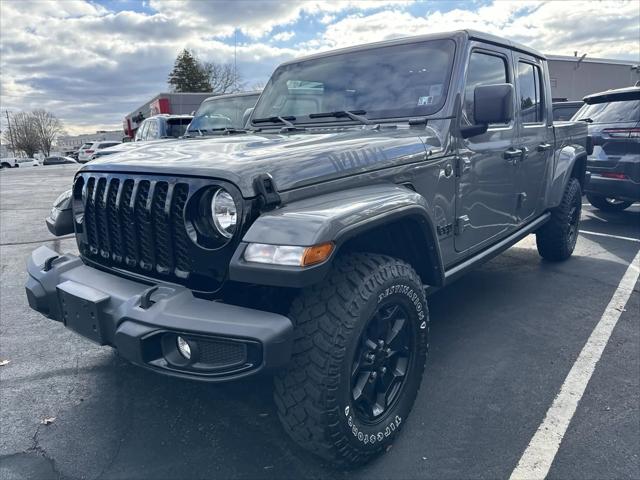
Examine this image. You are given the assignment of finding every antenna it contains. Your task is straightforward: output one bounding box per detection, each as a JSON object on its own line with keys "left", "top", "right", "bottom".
{"left": 234, "top": 29, "right": 237, "bottom": 87}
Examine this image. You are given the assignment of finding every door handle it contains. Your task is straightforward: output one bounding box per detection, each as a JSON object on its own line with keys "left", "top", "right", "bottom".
{"left": 504, "top": 148, "right": 522, "bottom": 162}
{"left": 537, "top": 143, "right": 552, "bottom": 152}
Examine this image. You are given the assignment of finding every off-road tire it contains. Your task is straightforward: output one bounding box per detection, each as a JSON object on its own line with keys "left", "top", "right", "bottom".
{"left": 536, "top": 177, "right": 582, "bottom": 261}
{"left": 586, "top": 193, "right": 632, "bottom": 212}
{"left": 273, "top": 253, "right": 429, "bottom": 466}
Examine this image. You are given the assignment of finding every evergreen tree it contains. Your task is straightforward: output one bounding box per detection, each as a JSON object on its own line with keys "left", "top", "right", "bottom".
{"left": 167, "top": 49, "right": 212, "bottom": 92}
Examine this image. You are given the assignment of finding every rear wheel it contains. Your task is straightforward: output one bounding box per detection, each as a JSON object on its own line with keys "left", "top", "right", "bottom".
{"left": 586, "top": 193, "right": 632, "bottom": 212}
{"left": 536, "top": 177, "right": 582, "bottom": 261}
{"left": 0, "top": 162, "right": 10, "bottom": 169}
{"left": 274, "top": 253, "right": 429, "bottom": 466}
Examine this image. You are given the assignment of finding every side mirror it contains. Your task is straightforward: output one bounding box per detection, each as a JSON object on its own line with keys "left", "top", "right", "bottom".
{"left": 45, "top": 190, "right": 74, "bottom": 236}
{"left": 461, "top": 83, "right": 514, "bottom": 138}
{"left": 242, "top": 107, "right": 254, "bottom": 128}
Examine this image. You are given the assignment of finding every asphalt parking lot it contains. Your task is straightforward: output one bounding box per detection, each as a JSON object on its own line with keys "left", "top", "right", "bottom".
{"left": 1, "top": 166, "right": 638, "bottom": 480}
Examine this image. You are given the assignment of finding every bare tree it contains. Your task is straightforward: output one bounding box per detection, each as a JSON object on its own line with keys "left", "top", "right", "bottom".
{"left": 31, "top": 109, "right": 65, "bottom": 156}
{"left": 204, "top": 62, "right": 244, "bottom": 95}
{"left": 3, "top": 111, "right": 41, "bottom": 158}
{"left": 251, "top": 80, "right": 267, "bottom": 91}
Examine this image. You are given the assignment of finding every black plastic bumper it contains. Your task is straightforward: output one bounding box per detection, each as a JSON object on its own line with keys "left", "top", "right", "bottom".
{"left": 25, "top": 246, "right": 293, "bottom": 382}
{"left": 585, "top": 174, "right": 640, "bottom": 202}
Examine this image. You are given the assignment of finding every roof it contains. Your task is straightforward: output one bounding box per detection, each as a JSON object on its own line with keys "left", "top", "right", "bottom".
{"left": 145, "top": 114, "right": 194, "bottom": 119}
{"left": 201, "top": 90, "right": 262, "bottom": 103}
{"left": 583, "top": 86, "right": 640, "bottom": 103}
{"left": 546, "top": 54, "right": 638, "bottom": 67}
{"left": 279, "top": 29, "right": 545, "bottom": 66}
{"left": 552, "top": 101, "right": 584, "bottom": 107}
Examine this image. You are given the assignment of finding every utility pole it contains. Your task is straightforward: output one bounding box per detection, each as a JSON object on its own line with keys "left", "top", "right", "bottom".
{"left": 5, "top": 110, "right": 17, "bottom": 157}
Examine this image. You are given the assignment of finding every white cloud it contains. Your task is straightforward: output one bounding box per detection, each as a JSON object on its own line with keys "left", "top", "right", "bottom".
{"left": 148, "top": 0, "right": 413, "bottom": 38}
{"left": 313, "top": 1, "right": 640, "bottom": 59}
{"left": 0, "top": 0, "right": 637, "bottom": 134}
{"left": 272, "top": 31, "right": 296, "bottom": 42}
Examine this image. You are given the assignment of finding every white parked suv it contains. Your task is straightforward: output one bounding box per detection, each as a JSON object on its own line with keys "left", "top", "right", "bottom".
{"left": 77, "top": 141, "right": 121, "bottom": 163}
{"left": 0, "top": 157, "right": 40, "bottom": 169}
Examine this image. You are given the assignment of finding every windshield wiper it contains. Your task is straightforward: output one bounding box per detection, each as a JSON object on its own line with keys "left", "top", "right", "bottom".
{"left": 211, "top": 127, "right": 249, "bottom": 134}
{"left": 252, "top": 116, "right": 296, "bottom": 128}
{"left": 577, "top": 117, "right": 594, "bottom": 123}
{"left": 309, "top": 110, "right": 372, "bottom": 125}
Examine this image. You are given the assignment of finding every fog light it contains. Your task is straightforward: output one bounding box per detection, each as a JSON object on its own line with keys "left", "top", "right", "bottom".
{"left": 176, "top": 336, "right": 192, "bottom": 360}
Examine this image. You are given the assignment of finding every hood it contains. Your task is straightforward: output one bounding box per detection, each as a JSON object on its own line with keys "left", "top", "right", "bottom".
{"left": 82, "top": 127, "right": 444, "bottom": 197}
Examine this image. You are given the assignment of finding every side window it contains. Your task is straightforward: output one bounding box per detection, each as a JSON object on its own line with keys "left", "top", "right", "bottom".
{"left": 464, "top": 51, "right": 509, "bottom": 125}
{"left": 136, "top": 121, "right": 148, "bottom": 141}
{"left": 147, "top": 120, "right": 159, "bottom": 140}
{"left": 517, "top": 62, "right": 544, "bottom": 124}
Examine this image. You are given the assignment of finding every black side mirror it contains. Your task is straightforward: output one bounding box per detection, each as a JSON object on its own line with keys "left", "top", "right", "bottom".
{"left": 461, "top": 83, "right": 514, "bottom": 138}
{"left": 45, "top": 190, "right": 74, "bottom": 236}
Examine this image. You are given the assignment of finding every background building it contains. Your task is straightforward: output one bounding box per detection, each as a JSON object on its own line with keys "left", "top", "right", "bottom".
{"left": 56, "top": 130, "right": 124, "bottom": 152}
{"left": 123, "top": 92, "right": 211, "bottom": 138}
{"left": 547, "top": 55, "right": 639, "bottom": 101}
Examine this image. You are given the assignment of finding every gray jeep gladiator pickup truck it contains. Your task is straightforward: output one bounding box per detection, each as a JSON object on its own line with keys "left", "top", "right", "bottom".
{"left": 26, "top": 30, "right": 588, "bottom": 465}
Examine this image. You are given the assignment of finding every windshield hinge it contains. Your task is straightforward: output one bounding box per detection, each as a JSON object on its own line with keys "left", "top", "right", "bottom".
{"left": 253, "top": 174, "right": 281, "bottom": 211}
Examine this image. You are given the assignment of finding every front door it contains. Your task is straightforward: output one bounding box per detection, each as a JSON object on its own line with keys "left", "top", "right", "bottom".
{"left": 455, "top": 45, "right": 519, "bottom": 253}
{"left": 513, "top": 54, "right": 553, "bottom": 223}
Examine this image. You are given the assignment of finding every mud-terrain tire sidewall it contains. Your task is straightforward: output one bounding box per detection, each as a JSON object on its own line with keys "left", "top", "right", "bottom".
{"left": 274, "top": 254, "right": 429, "bottom": 466}
{"left": 536, "top": 177, "right": 582, "bottom": 262}
{"left": 339, "top": 274, "right": 428, "bottom": 456}
{"left": 586, "top": 193, "right": 632, "bottom": 212}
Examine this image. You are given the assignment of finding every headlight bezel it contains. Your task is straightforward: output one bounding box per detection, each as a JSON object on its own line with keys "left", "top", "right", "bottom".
{"left": 185, "top": 183, "right": 243, "bottom": 250}
{"left": 210, "top": 188, "right": 237, "bottom": 239}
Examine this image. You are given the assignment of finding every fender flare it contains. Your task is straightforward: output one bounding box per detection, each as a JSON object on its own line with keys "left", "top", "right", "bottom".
{"left": 229, "top": 184, "right": 444, "bottom": 288}
{"left": 547, "top": 144, "right": 588, "bottom": 208}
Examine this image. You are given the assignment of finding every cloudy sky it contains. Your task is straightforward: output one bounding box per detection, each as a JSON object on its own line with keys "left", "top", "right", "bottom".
{"left": 1, "top": 0, "right": 639, "bottom": 134}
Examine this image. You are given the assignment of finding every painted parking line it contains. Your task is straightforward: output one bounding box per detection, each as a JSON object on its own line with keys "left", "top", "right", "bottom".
{"left": 580, "top": 230, "right": 640, "bottom": 243}
{"left": 510, "top": 248, "right": 640, "bottom": 480}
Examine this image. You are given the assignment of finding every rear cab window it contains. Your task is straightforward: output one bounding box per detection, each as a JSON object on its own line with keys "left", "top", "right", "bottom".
{"left": 517, "top": 61, "right": 544, "bottom": 124}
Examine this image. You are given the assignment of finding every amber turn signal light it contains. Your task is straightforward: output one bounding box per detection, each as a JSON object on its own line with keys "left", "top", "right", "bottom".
{"left": 301, "top": 242, "right": 334, "bottom": 266}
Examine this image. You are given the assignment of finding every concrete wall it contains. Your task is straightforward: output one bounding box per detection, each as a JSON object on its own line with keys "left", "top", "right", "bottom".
{"left": 548, "top": 57, "right": 639, "bottom": 101}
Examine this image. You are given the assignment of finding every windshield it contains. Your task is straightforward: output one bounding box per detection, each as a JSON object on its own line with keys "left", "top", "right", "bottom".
{"left": 252, "top": 39, "right": 455, "bottom": 125}
{"left": 575, "top": 99, "right": 640, "bottom": 124}
{"left": 188, "top": 95, "right": 259, "bottom": 132}
{"left": 167, "top": 118, "right": 192, "bottom": 137}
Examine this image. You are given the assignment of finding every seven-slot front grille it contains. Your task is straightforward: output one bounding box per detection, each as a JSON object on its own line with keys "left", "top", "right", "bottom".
{"left": 78, "top": 175, "right": 192, "bottom": 280}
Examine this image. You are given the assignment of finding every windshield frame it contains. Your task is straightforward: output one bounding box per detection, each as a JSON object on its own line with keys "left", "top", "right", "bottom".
{"left": 188, "top": 93, "right": 260, "bottom": 134}
{"left": 250, "top": 38, "right": 457, "bottom": 128}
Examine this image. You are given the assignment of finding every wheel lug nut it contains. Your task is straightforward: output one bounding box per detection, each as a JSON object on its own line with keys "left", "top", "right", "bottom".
{"left": 369, "top": 372, "right": 377, "bottom": 381}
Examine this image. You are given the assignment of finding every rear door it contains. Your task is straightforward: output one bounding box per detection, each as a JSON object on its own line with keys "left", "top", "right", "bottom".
{"left": 455, "top": 44, "right": 519, "bottom": 253}
{"left": 513, "top": 54, "right": 553, "bottom": 223}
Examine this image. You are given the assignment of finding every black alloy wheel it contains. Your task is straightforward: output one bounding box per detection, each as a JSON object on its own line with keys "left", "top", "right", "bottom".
{"left": 351, "top": 302, "right": 412, "bottom": 423}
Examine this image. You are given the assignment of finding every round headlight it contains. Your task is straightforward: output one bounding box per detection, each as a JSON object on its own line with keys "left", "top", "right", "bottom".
{"left": 211, "top": 189, "right": 237, "bottom": 238}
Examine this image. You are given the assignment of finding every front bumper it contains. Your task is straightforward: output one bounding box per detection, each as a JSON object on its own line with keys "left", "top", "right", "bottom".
{"left": 585, "top": 174, "right": 640, "bottom": 202}
{"left": 25, "top": 246, "right": 293, "bottom": 382}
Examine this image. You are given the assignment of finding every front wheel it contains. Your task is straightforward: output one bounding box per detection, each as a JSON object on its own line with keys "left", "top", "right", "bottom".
{"left": 536, "top": 177, "right": 582, "bottom": 261}
{"left": 586, "top": 193, "right": 632, "bottom": 212}
{"left": 274, "top": 253, "right": 429, "bottom": 466}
